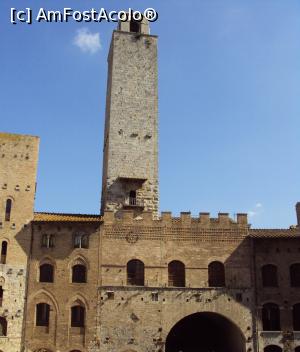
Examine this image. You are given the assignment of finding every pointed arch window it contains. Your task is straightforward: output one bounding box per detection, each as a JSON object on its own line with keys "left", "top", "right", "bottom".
{"left": 168, "top": 260, "right": 185, "bottom": 287}
{"left": 5, "top": 199, "right": 12, "bottom": 222}
{"left": 72, "top": 264, "right": 86, "bottom": 283}
{"left": 208, "top": 261, "right": 225, "bottom": 287}
{"left": 39, "top": 264, "right": 54, "bottom": 283}
{"left": 71, "top": 305, "right": 85, "bottom": 327}
{"left": 36, "top": 303, "right": 50, "bottom": 326}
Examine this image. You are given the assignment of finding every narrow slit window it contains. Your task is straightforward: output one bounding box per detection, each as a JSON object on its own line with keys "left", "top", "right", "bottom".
{"left": 1, "top": 242, "right": 7, "bottom": 264}
{"left": 0, "top": 287, "right": 3, "bottom": 307}
{"left": 5, "top": 199, "right": 12, "bottom": 222}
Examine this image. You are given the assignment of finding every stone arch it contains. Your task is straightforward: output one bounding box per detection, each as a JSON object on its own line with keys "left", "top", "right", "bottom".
{"left": 29, "top": 288, "right": 59, "bottom": 314}
{"left": 165, "top": 311, "right": 246, "bottom": 352}
{"left": 33, "top": 349, "right": 54, "bottom": 352}
{"left": 264, "top": 345, "right": 282, "bottom": 352}
{"left": 67, "top": 293, "right": 89, "bottom": 311}
{"left": 68, "top": 255, "right": 89, "bottom": 270}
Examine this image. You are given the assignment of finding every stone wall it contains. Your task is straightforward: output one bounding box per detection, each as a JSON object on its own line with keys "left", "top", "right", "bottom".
{"left": 24, "top": 221, "right": 101, "bottom": 352}
{"left": 0, "top": 132, "right": 39, "bottom": 352}
{"left": 101, "top": 23, "right": 159, "bottom": 216}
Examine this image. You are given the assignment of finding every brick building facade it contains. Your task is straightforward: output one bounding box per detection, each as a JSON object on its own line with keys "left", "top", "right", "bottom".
{"left": 0, "top": 18, "right": 300, "bottom": 352}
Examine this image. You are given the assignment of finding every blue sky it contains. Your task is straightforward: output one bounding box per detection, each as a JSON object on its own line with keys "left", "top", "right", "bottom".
{"left": 1, "top": 1, "right": 300, "bottom": 228}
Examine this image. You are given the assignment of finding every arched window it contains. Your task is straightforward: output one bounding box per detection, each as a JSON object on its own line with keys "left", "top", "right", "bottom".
{"left": 5, "top": 199, "right": 12, "bottom": 222}
{"left": 290, "top": 263, "right": 300, "bottom": 287}
{"left": 208, "top": 261, "right": 225, "bottom": 287}
{"left": 36, "top": 303, "right": 50, "bottom": 326}
{"left": 0, "top": 287, "right": 3, "bottom": 307}
{"left": 72, "top": 265, "right": 86, "bottom": 283}
{"left": 127, "top": 259, "right": 144, "bottom": 286}
{"left": 262, "top": 265, "right": 278, "bottom": 287}
{"left": 293, "top": 304, "right": 300, "bottom": 331}
{"left": 264, "top": 346, "right": 282, "bottom": 352}
{"left": 41, "top": 234, "right": 55, "bottom": 248}
{"left": 74, "top": 234, "right": 88, "bottom": 249}
{"left": 71, "top": 305, "right": 85, "bottom": 327}
{"left": 0, "top": 317, "right": 7, "bottom": 336}
{"left": 0, "top": 241, "right": 7, "bottom": 264}
{"left": 262, "top": 303, "right": 281, "bottom": 331}
{"left": 168, "top": 260, "right": 185, "bottom": 287}
{"left": 130, "top": 19, "right": 141, "bottom": 33}
{"left": 39, "top": 264, "right": 54, "bottom": 283}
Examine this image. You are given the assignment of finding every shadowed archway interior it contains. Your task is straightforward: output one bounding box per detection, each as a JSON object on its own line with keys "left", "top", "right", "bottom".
{"left": 165, "top": 312, "right": 246, "bottom": 352}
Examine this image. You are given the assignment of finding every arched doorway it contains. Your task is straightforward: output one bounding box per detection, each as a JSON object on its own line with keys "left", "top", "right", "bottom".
{"left": 264, "top": 346, "right": 282, "bottom": 352}
{"left": 165, "top": 312, "right": 246, "bottom": 352}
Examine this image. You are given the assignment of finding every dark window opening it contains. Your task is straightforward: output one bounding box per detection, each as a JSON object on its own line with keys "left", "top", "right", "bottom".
{"left": 262, "top": 264, "right": 278, "bottom": 287}
{"left": 71, "top": 305, "right": 85, "bottom": 327}
{"left": 0, "top": 287, "right": 3, "bottom": 307}
{"left": 74, "top": 234, "right": 88, "bottom": 249}
{"left": 295, "top": 347, "right": 300, "bottom": 352}
{"left": 262, "top": 303, "right": 281, "bottom": 331}
{"left": 293, "top": 304, "right": 300, "bottom": 330}
{"left": 264, "top": 346, "right": 282, "bottom": 352}
{"left": 208, "top": 261, "right": 225, "bottom": 287}
{"left": 290, "top": 263, "right": 300, "bottom": 287}
{"left": 39, "top": 264, "right": 54, "bottom": 283}
{"left": 0, "top": 241, "right": 7, "bottom": 264}
{"left": 130, "top": 19, "right": 141, "bottom": 33}
{"left": 72, "top": 264, "right": 86, "bottom": 283}
{"left": 5, "top": 199, "right": 12, "bottom": 222}
{"left": 168, "top": 260, "right": 185, "bottom": 287}
{"left": 127, "top": 259, "right": 144, "bottom": 286}
{"left": 0, "top": 317, "right": 7, "bottom": 336}
{"left": 129, "top": 190, "right": 137, "bottom": 205}
{"left": 36, "top": 303, "right": 50, "bottom": 327}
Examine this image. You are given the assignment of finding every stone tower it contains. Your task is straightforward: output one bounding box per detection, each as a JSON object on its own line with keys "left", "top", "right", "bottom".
{"left": 101, "top": 17, "right": 159, "bottom": 217}
{"left": 0, "top": 132, "right": 39, "bottom": 351}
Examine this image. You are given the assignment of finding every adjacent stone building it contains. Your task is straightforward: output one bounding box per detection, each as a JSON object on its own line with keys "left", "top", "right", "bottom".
{"left": 0, "top": 17, "right": 300, "bottom": 352}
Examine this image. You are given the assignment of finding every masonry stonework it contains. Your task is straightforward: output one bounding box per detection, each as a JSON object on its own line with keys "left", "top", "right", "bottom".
{"left": 0, "top": 17, "right": 299, "bottom": 352}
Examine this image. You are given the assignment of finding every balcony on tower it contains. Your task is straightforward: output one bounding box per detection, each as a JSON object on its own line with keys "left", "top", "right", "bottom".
{"left": 117, "top": 176, "right": 146, "bottom": 210}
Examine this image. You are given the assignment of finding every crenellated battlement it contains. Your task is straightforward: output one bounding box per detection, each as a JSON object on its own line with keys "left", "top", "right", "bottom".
{"left": 103, "top": 210, "right": 249, "bottom": 229}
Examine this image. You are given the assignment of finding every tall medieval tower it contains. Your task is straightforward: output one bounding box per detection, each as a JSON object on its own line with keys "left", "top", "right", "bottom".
{"left": 101, "top": 17, "right": 159, "bottom": 217}
{"left": 0, "top": 132, "right": 39, "bottom": 352}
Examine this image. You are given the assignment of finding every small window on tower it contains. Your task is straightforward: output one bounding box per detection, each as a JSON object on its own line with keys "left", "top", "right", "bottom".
{"left": 5, "top": 199, "right": 12, "bottom": 222}
{"left": 130, "top": 19, "right": 141, "bottom": 33}
{"left": 129, "top": 190, "right": 136, "bottom": 206}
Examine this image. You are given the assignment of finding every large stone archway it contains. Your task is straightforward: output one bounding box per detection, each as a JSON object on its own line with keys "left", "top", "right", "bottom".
{"left": 165, "top": 312, "right": 246, "bottom": 352}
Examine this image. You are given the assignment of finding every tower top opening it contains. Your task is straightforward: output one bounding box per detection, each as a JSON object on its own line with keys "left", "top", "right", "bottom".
{"left": 118, "top": 15, "right": 150, "bottom": 35}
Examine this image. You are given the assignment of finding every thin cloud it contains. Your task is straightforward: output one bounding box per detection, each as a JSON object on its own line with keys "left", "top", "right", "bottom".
{"left": 73, "top": 28, "right": 101, "bottom": 54}
{"left": 248, "top": 202, "right": 263, "bottom": 218}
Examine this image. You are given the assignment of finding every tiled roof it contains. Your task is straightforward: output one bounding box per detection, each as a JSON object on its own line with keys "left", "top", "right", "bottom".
{"left": 33, "top": 212, "right": 102, "bottom": 223}
{"left": 250, "top": 228, "right": 300, "bottom": 238}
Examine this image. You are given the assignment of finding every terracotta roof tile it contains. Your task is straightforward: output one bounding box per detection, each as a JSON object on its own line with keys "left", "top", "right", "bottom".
{"left": 250, "top": 228, "right": 300, "bottom": 238}
{"left": 33, "top": 212, "right": 102, "bottom": 223}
